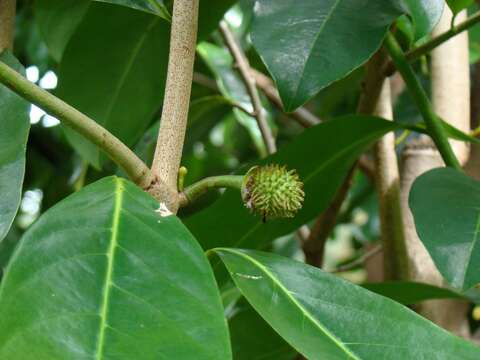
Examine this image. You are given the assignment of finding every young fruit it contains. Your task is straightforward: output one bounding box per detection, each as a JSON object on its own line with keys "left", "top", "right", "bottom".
{"left": 241, "top": 164, "right": 304, "bottom": 219}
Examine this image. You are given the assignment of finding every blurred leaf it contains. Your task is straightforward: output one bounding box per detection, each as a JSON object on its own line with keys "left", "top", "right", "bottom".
{"left": 215, "top": 248, "right": 480, "bottom": 359}
{"left": 251, "top": 0, "right": 443, "bottom": 111}
{"left": 363, "top": 281, "right": 464, "bottom": 305}
{"left": 403, "top": 0, "right": 445, "bottom": 40}
{"left": 197, "top": 42, "right": 273, "bottom": 157}
{"left": 0, "top": 177, "right": 231, "bottom": 359}
{"left": 0, "top": 52, "right": 30, "bottom": 242}
{"left": 56, "top": 3, "right": 170, "bottom": 168}
{"left": 410, "top": 167, "right": 480, "bottom": 290}
{"left": 229, "top": 299, "right": 297, "bottom": 360}
{"left": 35, "top": 0, "right": 90, "bottom": 62}
{"left": 446, "top": 0, "right": 474, "bottom": 15}
{"left": 186, "top": 116, "right": 397, "bottom": 253}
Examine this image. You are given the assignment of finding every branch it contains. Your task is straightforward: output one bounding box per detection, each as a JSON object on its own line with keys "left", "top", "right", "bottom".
{"left": 219, "top": 21, "right": 277, "bottom": 154}
{"left": 179, "top": 175, "right": 243, "bottom": 207}
{"left": 384, "top": 10, "right": 480, "bottom": 75}
{"left": 332, "top": 245, "right": 383, "bottom": 273}
{"left": 0, "top": 61, "right": 154, "bottom": 188}
{"left": 0, "top": 0, "right": 15, "bottom": 52}
{"left": 151, "top": 0, "right": 199, "bottom": 206}
{"left": 251, "top": 69, "right": 321, "bottom": 128}
{"left": 302, "top": 165, "right": 356, "bottom": 267}
{"left": 384, "top": 32, "right": 462, "bottom": 170}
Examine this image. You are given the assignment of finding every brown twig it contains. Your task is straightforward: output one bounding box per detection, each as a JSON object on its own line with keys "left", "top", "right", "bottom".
{"left": 332, "top": 245, "right": 383, "bottom": 273}
{"left": 219, "top": 21, "right": 277, "bottom": 154}
{"left": 302, "top": 166, "right": 357, "bottom": 267}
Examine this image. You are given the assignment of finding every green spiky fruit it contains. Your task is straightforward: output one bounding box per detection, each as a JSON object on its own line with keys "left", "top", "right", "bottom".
{"left": 241, "top": 164, "right": 304, "bottom": 219}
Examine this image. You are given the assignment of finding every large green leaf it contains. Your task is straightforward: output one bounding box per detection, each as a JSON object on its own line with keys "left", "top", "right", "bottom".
{"left": 0, "top": 177, "right": 231, "bottom": 359}
{"left": 0, "top": 52, "right": 30, "bottom": 242}
{"left": 251, "top": 0, "right": 443, "bottom": 111}
{"left": 229, "top": 299, "right": 296, "bottom": 360}
{"left": 185, "top": 116, "right": 397, "bottom": 252}
{"left": 56, "top": 3, "right": 170, "bottom": 168}
{"left": 36, "top": 0, "right": 234, "bottom": 63}
{"left": 410, "top": 167, "right": 480, "bottom": 290}
{"left": 215, "top": 248, "right": 480, "bottom": 359}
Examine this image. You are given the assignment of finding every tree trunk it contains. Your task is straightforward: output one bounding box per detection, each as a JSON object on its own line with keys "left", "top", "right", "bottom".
{"left": 399, "top": 7, "right": 470, "bottom": 337}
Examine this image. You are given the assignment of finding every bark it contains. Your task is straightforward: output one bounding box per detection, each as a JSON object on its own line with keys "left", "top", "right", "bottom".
{"left": 0, "top": 0, "right": 15, "bottom": 52}
{"left": 151, "top": 0, "right": 199, "bottom": 211}
{"left": 399, "top": 8, "right": 470, "bottom": 336}
{"left": 373, "top": 79, "right": 408, "bottom": 280}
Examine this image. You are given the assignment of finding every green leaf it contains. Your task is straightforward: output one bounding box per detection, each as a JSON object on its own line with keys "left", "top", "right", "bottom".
{"left": 251, "top": 0, "right": 443, "bottom": 111}
{"left": 35, "top": 0, "right": 90, "bottom": 62}
{"left": 403, "top": 0, "right": 445, "bottom": 39}
{"left": 0, "top": 52, "right": 30, "bottom": 242}
{"left": 410, "top": 167, "right": 480, "bottom": 290}
{"left": 0, "top": 177, "right": 231, "bottom": 359}
{"left": 229, "top": 299, "right": 297, "bottom": 360}
{"left": 96, "top": 0, "right": 170, "bottom": 18}
{"left": 363, "top": 281, "right": 464, "bottom": 305}
{"left": 36, "top": 0, "right": 234, "bottom": 63}
{"left": 186, "top": 116, "right": 397, "bottom": 252}
{"left": 197, "top": 42, "right": 273, "bottom": 157}
{"left": 56, "top": 3, "right": 170, "bottom": 168}
{"left": 214, "top": 248, "right": 480, "bottom": 359}
{"left": 446, "top": 0, "right": 474, "bottom": 15}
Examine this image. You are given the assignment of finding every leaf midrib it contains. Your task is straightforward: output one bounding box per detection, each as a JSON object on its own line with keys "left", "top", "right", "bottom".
{"left": 218, "top": 248, "right": 360, "bottom": 360}
{"left": 95, "top": 178, "right": 124, "bottom": 360}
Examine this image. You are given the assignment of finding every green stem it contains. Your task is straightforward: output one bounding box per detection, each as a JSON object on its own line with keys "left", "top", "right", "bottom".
{"left": 384, "top": 33, "right": 461, "bottom": 170}
{"left": 180, "top": 175, "right": 244, "bottom": 207}
{"left": 407, "top": 11, "right": 480, "bottom": 62}
{"left": 0, "top": 60, "right": 154, "bottom": 188}
{"left": 384, "top": 11, "right": 480, "bottom": 75}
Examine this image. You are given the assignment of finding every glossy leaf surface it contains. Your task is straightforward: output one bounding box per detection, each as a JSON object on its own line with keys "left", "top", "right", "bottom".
{"left": 251, "top": 0, "right": 443, "bottom": 110}
{"left": 186, "top": 116, "right": 397, "bottom": 253}
{"left": 215, "top": 248, "right": 480, "bottom": 359}
{"left": 410, "top": 167, "right": 480, "bottom": 290}
{"left": 56, "top": 3, "right": 170, "bottom": 168}
{"left": 0, "top": 177, "right": 231, "bottom": 359}
{"left": 0, "top": 52, "right": 30, "bottom": 242}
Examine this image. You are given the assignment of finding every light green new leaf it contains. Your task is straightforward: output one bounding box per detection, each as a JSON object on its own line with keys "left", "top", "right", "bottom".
{"left": 56, "top": 3, "right": 170, "bottom": 168}
{"left": 446, "top": 0, "right": 474, "bottom": 15}
{"left": 186, "top": 116, "right": 397, "bottom": 253}
{"left": 0, "top": 177, "right": 231, "bottom": 359}
{"left": 0, "top": 52, "right": 30, "bottom": 242}
{"left": 410, "top": 167, "right": 480, "bottom": 290}
{"left": 215, "top": 248, "right": 480, "bottom": 359}
{"left": 251, "top": 0, "right": 443, "bottom": 111}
